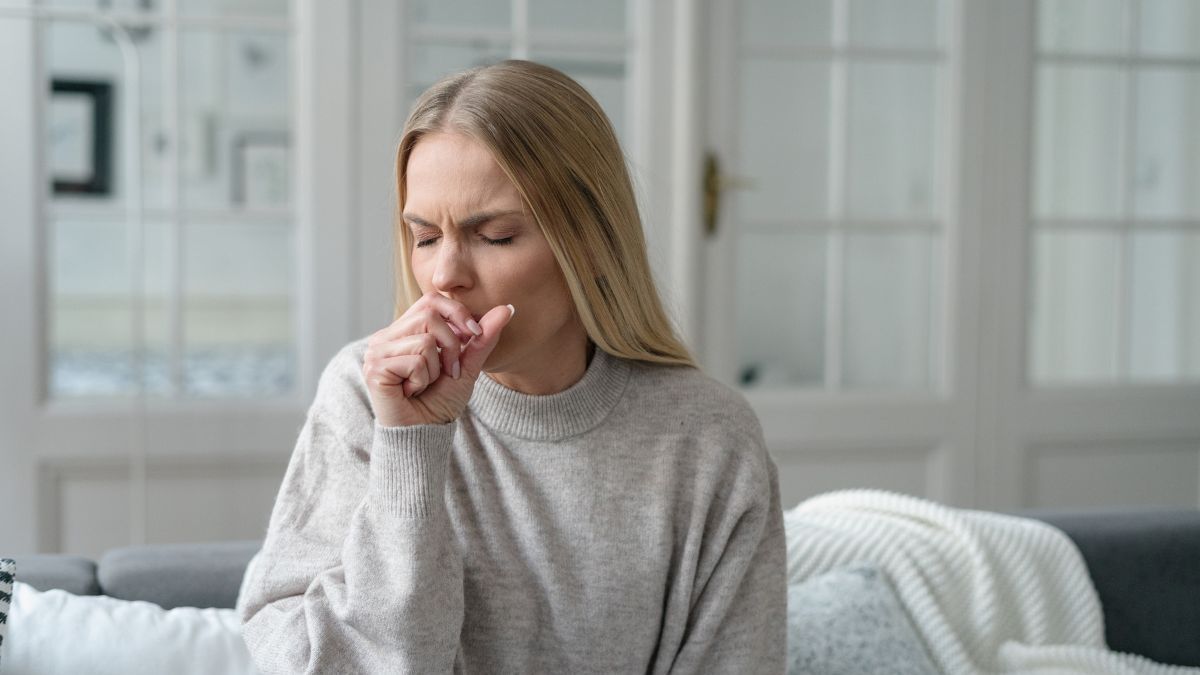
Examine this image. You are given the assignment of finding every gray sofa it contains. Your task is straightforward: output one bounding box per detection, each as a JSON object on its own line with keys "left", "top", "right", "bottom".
{"left": 11, "top": 509, "right": 1200, "bottom": 668}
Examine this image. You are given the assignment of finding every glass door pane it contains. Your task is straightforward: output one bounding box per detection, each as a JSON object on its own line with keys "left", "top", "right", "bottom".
{"left": 843, "top": 232, "right": 937, "bottom": 388}
{"left": 1030, "top": 0, "right": 1200, "bottom": 385}
{"left": 1129, "top": 231, "right": 1197, "bottom": 381}
{"left": 730, "top": 0, "right": 947, "bottom": 392}
{"left": 1133, "top": 70, "right": 1200, "bottom": 220}
{"left": 736, "top": 232, "right": 826, "bottom": 388}
{"left": 44, "top": 19, "right": 168, "bottom": 209}
{"left": 409, "top": 0, "right": 511, "bottom": 29}
{"left": 403, "top": 1, "right": 634, "bottom": 173}
{"left": 1138, "top": 0, "right": 1200, "bottom": 58}
{"left": 1030, "top": 231, "right": 1121, "bottom": 383}
{"left": 846, "top": 62, "right": 941, "bottom": 219}
{"left": 740, "top": 0, "right": 831, "bottom": 47}
{"left": 42, "top": 10, "right": 297, "bottom": 399}
{"left": 49, "top": 217, "right": 172, "bottom": 396}
{"left": 528, "top": 0, "right": 624, "bottom": 33}
{"left": 182, "top": 221, "right": 294, "bottom": 396}
{"left": 849, "top": 0, "right": 941, "bottom": 49}
{"left": 1037, "top": 0, "right": 1127, "bottom": 54}
{"left": 736, "top": 58, "right": 830, "bottom": 222}
{"left": 1034, "top": 66, "right": 1125, "bottom": 220}
{"left": 181, "top": 28, "right": 291, "bottom": 212}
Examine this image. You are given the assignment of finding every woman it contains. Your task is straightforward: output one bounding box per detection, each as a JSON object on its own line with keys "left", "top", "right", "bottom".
{"left": 238, "top": 60, "right": 785, "bottom": 674}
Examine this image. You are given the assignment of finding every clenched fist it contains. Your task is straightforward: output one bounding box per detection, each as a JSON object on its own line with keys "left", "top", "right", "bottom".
{"left": 363, "top": 292, "right": 515, "bottom": 427}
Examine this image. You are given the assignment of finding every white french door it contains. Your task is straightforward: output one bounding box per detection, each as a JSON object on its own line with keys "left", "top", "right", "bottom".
{"left": 0, "top": 0, "right": 357, "bottom": 557}
{"left": 703, "top": 0, "right": 1200, "bottom": 511}
{"left": 977, "top": 0, "right": 1200, "bottom": 510}
{"left": 702, "top": 0, "right": 980, "bottom": 509}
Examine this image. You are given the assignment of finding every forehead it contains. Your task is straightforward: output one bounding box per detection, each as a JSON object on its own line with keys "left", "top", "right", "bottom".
{"left": 404, "top": 132, "right": 522, "bottom": 212}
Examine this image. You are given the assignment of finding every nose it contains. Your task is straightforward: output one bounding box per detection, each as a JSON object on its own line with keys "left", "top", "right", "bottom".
{"left": 430, "top": 237, "right": 474, "bottom": 293}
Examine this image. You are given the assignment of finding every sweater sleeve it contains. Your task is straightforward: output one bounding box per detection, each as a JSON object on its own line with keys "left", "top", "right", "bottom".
{"left": 237, "top": 347, "right": 464, "bottom": 674}
{"left": 668, "top": 449, "right": 788, "bottom": 674}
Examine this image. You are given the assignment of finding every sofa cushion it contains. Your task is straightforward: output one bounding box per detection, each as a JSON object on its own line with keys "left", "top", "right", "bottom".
{"left": 4, "top": 581, "right": 258, "bottom": 675}
{"left": 99, "top": 540, "right": 260, "bottom": 610}
{"left": 1026, "top": 508, "right": 1200, "bottom": 667}
{"left": 5, "top": 554, "right": 98, "bottom": 597}
{"left": 786, "top": 564, "right": 938, "bottom": 675}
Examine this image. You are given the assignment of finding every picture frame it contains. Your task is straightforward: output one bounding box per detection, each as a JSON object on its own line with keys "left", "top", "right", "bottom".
{"left": 231, "top": 131, "right": 290, "bottom": 209}
{"left": 48, "top": 79, "right": 113, "bottom": 195}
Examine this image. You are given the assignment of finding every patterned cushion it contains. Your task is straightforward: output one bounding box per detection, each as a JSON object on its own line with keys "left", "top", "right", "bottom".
{"left": 787, "top": 564, "right": 939, "bottom": 675}
{"left": 1, "top": 558, "right": 14, "bottom": 667}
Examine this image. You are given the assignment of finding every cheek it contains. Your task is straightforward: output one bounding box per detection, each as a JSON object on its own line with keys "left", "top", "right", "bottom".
{"left": 409, "top": 253, "right": 435, "bottom": 291}
{"left": 494, "top": 261, "right": 572, "bottom": 331}
{"left": 519, "top": 257, "right": 570, "bottom": 307}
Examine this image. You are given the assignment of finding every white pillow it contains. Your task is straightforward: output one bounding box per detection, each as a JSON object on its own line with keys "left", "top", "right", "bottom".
{"left": 3, "top": 581, "right": 259, "bottom": 675}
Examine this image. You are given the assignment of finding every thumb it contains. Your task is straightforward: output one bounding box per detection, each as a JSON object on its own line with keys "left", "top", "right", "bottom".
{"left": 461, "top": 304, "right": 515, "bottom": 378}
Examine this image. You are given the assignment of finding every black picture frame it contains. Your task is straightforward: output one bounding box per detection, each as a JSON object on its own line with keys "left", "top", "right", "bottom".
{"left": 49, "top": 79, "right": 114, "bottom": 196}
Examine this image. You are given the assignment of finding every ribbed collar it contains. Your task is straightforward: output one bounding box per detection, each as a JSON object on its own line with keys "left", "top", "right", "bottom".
{"left": 467, "top": 347, "right": 631, "bottom": 442}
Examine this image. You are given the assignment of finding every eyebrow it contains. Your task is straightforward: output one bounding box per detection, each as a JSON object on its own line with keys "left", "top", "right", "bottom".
{"left": 402, "top": 210, "right": 523, "bottom": 229}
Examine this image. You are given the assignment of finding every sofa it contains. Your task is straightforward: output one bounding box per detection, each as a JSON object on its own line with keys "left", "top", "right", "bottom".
{"left": 9, "top": 508, "right": 1200, "bottom": 668}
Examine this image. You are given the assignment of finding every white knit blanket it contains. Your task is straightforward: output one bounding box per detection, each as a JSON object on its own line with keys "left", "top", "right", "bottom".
{"left": 784, "top": 490, "right": 1200, "bottom": 675}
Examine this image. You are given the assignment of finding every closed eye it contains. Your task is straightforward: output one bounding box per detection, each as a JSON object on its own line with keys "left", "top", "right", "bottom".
{"left": 413, "top": 234, "right": 513, "bottom": 248}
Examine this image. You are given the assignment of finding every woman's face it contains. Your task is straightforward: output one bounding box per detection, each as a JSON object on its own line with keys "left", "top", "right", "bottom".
{"left": 403, "top": 131, "right": 585, "bottom": 377}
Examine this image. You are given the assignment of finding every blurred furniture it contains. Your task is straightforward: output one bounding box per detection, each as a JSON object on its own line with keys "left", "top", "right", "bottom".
{"left": 11, "top": 509, "right": 1200, "bottom": 668}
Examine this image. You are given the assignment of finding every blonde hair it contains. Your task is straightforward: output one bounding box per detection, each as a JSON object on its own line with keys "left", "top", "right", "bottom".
{"left": 393, "top": 60, "right": 694, "bottom": 367}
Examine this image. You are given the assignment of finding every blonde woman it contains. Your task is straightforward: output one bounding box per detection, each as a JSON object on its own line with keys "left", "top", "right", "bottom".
{"left": 238, "top": 60, "right": 785, "bottom": 673}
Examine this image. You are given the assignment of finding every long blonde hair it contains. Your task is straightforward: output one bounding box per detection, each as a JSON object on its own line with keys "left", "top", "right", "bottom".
{"left": 393, "top": 60, "right": 694, "bottom": 367}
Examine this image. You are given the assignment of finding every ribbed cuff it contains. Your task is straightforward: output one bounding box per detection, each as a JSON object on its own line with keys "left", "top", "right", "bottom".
{"left": 369, "top": 422, "right": 455, "bottom": 518}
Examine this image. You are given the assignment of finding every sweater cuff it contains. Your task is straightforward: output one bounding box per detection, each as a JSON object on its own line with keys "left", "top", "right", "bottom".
{"left": 370, "top": 422, "right": 455, "bottom": 518}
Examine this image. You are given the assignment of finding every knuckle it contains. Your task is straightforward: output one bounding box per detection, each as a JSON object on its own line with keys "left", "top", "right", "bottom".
{"left": 418, "top": 291, "right": 441, "bottom": 308}
{"left": 411, "top": 306, "right": 436, "bottom": 326}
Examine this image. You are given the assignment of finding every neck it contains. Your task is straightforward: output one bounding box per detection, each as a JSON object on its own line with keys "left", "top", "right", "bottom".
{"left": 487, "top": 333, "right": 595, "bottom": 396}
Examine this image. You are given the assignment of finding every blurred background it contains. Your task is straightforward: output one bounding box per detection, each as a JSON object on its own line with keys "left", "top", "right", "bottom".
{"left": 1, "top": 0, "right": 1198, "bottom": 559}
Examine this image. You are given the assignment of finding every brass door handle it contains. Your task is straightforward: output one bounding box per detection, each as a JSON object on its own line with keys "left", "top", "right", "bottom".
{"left": 703, "top": 151, "right": 755, "bottom": 237}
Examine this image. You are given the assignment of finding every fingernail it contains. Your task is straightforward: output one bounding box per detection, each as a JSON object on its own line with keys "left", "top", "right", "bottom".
{"left": 506, "top": 304, "right": 515, "bottom": 317}
{"left": 452, "top": 360, "right": 461, "bottom": 379}
{"left": 467, "top": 319, "right": 483, "bottom": 336}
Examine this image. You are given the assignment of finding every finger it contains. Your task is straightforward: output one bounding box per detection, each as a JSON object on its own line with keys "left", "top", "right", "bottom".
{"left": 461, "top": 304, "right": 516, "bottom": 378}
{"left": 365, "top": 353, "right": 432, "bottom": 396}
{"left": 374, "top": 308, "right": 464, "bottom": 378}
{"left": 368, "top": 334, "right": 441, "bottom": 384}
{"left": 418, "top": 292, "right": 484, "bottom": 340}
{"left": 396, "top": 356, "right": 431, "bottom": 398}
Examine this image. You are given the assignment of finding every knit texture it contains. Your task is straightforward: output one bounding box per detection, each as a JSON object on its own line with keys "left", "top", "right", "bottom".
{"left": 0, "top": 558, "right": 13, "bottom": 667}
{"left": 784, "top": 490, "right": 1200, "bottom": 675}
{"left": 238, "top": 340, "right": 786, "bottom": 674}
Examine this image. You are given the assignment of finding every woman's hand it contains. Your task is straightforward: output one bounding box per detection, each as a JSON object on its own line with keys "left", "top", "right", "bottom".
{"left": 363, "top": 292, "right": 515, "bottom": 427}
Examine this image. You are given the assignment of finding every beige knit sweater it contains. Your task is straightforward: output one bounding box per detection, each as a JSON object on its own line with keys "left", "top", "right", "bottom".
{"left": 237, "top": 339, "right": 786, "bottom": 674}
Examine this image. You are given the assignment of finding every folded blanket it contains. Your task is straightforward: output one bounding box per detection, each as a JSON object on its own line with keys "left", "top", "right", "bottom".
{"left": 784, "top": 490, "right": 1200, "bottom": 675}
